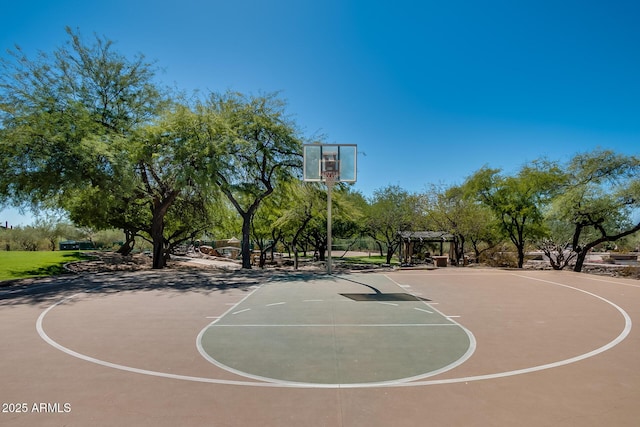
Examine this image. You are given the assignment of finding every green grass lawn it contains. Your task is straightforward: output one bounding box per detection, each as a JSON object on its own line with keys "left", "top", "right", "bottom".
{"left": 0, "top": 251, "right": 87, "bottom": 282}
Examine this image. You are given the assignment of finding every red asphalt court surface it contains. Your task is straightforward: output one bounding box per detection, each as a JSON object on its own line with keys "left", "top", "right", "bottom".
{"left": 1, "top": 267, "right": 639, "bottom": 426}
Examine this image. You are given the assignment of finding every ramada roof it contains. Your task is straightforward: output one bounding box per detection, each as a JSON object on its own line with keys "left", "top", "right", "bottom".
{"left": 398, "top": 231, "right": 455, "bottom": 241}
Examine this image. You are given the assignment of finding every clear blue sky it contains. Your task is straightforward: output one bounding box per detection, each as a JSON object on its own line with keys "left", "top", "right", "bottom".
{"left": 2, "top": 0, "right": 639, "bottom": 226}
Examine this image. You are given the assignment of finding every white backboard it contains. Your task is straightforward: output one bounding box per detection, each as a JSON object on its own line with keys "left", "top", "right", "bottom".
{"left": 303, "top": 144, "right": 357, "bottom": 183}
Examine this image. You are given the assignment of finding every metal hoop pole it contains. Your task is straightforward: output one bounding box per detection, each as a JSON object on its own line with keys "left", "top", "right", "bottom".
{"left": 327, "top": 181, "right": 332, "bottom": 274}
{"left": 324, "top": 172, "right": 336, "bottom": 274}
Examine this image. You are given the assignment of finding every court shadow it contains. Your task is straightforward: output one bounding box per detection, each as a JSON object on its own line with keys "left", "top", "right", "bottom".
{"left": 0, "top": 269, "right": 264, "bottom": 308}
{"left": 340, "top": 292, "right": 431, "bottom": 302}
{"left": 340, "top": 293, "right": 430, "bottom": 302}
{"left": 334, "top": 274, "right": 431, "bottom": 302}
{"left": 0, "top": 266, "right": 425, "bottom": 307}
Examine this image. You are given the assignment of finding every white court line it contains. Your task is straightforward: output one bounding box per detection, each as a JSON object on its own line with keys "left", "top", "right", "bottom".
{"left": 210, "top": 284, "right": 265, "bottom": 320}
{"left": 377, "top": 302, "right": 398, "bottom": 306}
{"left": 200, "top": 273, "right": 474, "bottom": 388}
{"left": 209, "top": 323, "right": 458, "bottom": 327}
{"left": 197, "top": 274, "right": 476, "bottom": 388}
{"left": 232, "top": 308, "right": 251, "bottom": 315}
{"left": 414, "top": 307, "right": 433, "bottom": 314}
{"left": 266, "top": 302, "right": 286, "bottom": 307}
{"left": 397, "top": 274, "right": 633, "bottom": 387}
{"left": 35, "top": 272, "right": 632, "bottom": 389}
{"left": 38, "top": 292, "right": 406, "bottom": 389}
{"left": 36, "top": 295, "right": 276, "bottom": 388}
{"left": 401, "top": 273, "right": 633, "bottom": 383}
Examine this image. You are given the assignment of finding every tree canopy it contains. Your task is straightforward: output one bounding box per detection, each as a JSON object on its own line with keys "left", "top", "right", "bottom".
{"left": 3, "top": 28, "right": 640, "bottom": 274}
{"left": 548, "top": 150, "right": 640, "bottom": 271}
{"left": 0, "top": 27, "right": 165, "bottom": 206}
{"left": 0, "top": 29, "right": 303, "bottom": 269}
{"left": 465, "top": 161, "right": 566, "bottom": 268}
{"left": 205, "top": 92, "right": 303, "bottom": 268}
{"left": 364, "top": 185, "right": 423, "bottom": 264}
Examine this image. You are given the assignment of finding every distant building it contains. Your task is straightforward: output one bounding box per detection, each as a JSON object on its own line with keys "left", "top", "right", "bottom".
{"left": 59, "top": 240, "right": 95, "bottom": 250}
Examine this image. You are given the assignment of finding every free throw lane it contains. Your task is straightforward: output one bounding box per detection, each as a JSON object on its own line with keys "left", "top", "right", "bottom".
{"left": 198, "top": 273, "right": 473, "bottom": 386}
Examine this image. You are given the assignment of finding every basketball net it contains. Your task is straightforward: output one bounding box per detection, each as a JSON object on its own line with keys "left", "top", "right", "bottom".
{"left": 322, "top": 171, "right": 338, "bottom": 187}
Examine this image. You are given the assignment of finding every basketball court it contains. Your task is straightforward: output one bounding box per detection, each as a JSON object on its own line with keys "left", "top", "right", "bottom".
{"left": 1, "top": 267, "right": 640, "bottom": 426}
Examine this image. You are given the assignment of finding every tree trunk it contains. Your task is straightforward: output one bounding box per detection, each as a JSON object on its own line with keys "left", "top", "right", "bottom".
{"left": 149, "top": 192, "right": 178, "bottom": 270}
{"left": 117, "top": 230, "right": 136, "bottom": 256}
{"left": 516, "top": 245, "right": 525, "bottom": 269}
{"left": 386, "top": 247, "right": 394, "bottom": 264}
{"left": 291, "top": 214, "right": 312, "bottom": 271}
{"left": 240, "top": 213, "right": 252, "bottom": 269}
{"left": 151, "top": 210, "right": 165, "bottom": 269}
{"left": 451, "top": 236, "right": 465, "bottom": 266}
{"left": 573, "top": 249, "right": 588, "bottom": 272}
{"left": 572, "top": 222, "right": 640, "bottom": 272}
{"left": 317, "top": 242, "right": 326, "bottom": 261}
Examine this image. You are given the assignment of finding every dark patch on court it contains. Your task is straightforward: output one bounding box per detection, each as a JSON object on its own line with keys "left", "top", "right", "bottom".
{"left": 340, "top": 292, "right": 431, "bottom": 302}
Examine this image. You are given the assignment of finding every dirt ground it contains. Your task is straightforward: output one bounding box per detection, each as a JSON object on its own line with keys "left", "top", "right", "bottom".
{"left": 63, "top": 251, "right": 640, "bottom": 280}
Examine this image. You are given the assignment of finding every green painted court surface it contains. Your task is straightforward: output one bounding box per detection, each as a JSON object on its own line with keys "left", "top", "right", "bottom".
{"left": 199, "top": 273, "right": 473, "bottom": 385}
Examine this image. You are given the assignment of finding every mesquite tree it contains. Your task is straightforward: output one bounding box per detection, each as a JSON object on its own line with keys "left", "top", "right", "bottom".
{"left": 549, "top": 150, "right": 640, "bottom": 272}
{"left": 205, "top": 92, "right": 303, "bottom": 269}
{"left": 0, "top": 28, "right": 218, "bottom": 268}
{"left": 465, "top": 162, "right": 565, "bottom": 268}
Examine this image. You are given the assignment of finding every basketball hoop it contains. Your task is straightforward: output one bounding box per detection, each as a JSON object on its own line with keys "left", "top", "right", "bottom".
{"left": 303, "top": 143, "right": 356, "bottom": 183}
{"left": 302, "top": 143, "right": 358, "bottom": 274}
{"left": 321, "top": 152, "right": 339, "bottom": 187}
{"left": 322, "top": 170, "right": 338, "bottom": 186}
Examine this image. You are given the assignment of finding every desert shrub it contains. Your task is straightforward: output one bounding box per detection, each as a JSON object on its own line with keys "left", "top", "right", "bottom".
{"left": 619, "top": 266, "right": 640, "bottom": 279}
{"left": 479, "top": 244, "right": 518, "bottom": 268}
{"left": 1, "top": 226, "right": 48, "bottom": 251}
